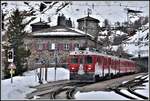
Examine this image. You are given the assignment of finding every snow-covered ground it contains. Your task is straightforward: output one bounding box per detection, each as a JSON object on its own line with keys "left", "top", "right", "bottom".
{"left": 1, "top": 67, "right": 69, "bottom": 100}
{"left": 75, "top": 91, "right": 129, "bottom": 100}
{"left": 134, "top": 77, "right": 149, "bottom": 97}
{"left": 1, "top": 68, "right": 149, "bottom": 100}
{"left": 75, "top": 75, "right": 149, "bottom": 100}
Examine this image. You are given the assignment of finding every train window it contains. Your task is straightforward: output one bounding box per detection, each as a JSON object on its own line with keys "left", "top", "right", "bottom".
{"left": 80, "top": 57, "right": 83, "bottom": 64}
{"left": 71, "top": 56, "right": 78, "bottom": 64}
{"left": 85, "top": 56, "right": 92, "bottom": 64}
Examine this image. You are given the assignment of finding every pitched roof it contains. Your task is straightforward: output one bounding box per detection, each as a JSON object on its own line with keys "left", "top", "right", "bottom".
{"left": 77, "top": 16, "right": 100, "bottom": 23}
{"left": 31, "top": 25, "right": 94, "bottom": 38}
{"left": 30, "top": 21, "right": 49, "bottom": 26}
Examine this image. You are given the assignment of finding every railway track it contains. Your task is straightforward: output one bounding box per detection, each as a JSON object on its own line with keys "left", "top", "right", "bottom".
{"left": 110, "top": 73, "right": 149, "bottom": 100}
{"left": 50, "top": 83, "right": 88, "bottom": 99}
{"left": 26, "top": 73, "right": 148, "bottom": 100}
{"left": 26, "top": 80, "right": 76, "bottom": 99}
{"left": 50, "top": 86, "right": 76, "bottom": 99}
{"left": 26, "top": 79, "right": 88, "bottom": 99}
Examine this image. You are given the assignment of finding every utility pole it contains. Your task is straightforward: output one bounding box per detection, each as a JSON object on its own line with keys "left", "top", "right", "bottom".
{"left": 45, "top": 62, "right": 47, "bottom": 81}
{"left": 54, "top": 49, "right": 57, "bottom": 81}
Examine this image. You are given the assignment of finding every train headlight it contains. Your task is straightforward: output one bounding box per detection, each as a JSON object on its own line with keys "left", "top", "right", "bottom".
{"left": 71, "top": 67, "right": 75, "bottom": 70}
{"left": 87, "top": 64, "right": 92, "bottom": 70}
{"left": 87, "top": 67, "right": 92, "bottom": 70}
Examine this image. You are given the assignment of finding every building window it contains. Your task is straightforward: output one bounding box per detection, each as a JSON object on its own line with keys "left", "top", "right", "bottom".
{"left": 74, "top": 43, "right": 80, "bottom": 48}
{"left": 64, "top": 43, "right": 69, "bottom": 50}
{"left": 48, "top": 42, "right": 56, "bottom": 50}
{"left": 36, "top": 43, "right": 44, "bottom": 51}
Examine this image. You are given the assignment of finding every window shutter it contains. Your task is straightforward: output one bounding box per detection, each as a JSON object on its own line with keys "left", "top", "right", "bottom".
{"left": 72, "top": 43, "right": 76, "bottom": 50}
{"left": 60, "top": 43, "right": 64, "bottom": 51}
{"left": 48, "top": 42, "right": 51, "bottom": 50}
{"left": 44, "top": 42, "right": 48, "bottom": 50}
{"left": 55, "top": 43, "right": 58, "bottom": 51}
{"left": 69, "top": 43, "right": 72, "bottom": 51}
{"left": 42, "top": 43, "right": 45, "bottom": 50}
{"left": 57, "top": 43, "right": 60, "bottom": 51}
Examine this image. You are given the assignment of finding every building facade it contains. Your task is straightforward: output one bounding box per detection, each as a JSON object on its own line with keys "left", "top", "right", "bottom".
{"left": 77, "top": 15, "right": 100, "bottom": 38}
{"left": 25, "top": 14, "right": 97, "bottom": 69}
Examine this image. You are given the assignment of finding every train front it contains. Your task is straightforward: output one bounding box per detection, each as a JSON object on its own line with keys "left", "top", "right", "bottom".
{"left": 67, "top": 49, "right": 95, "bottom": 82}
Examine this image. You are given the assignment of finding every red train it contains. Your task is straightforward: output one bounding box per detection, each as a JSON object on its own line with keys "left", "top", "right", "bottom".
{"left": 67, "top": 48, "right": 137, "bottom": 82}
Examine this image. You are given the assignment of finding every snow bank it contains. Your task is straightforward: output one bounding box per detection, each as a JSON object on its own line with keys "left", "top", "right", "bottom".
{"left": 43, "top": 68, "right": 69, "bottom": 83}
{"left": 122, "top": 80, "right": 129, "bottom": 84}
{"left": 1, "top": 75, "right": 38, "bottom": 100}
{"left": 75, "top": 91, "right": 129, "bottom": 100}
{"left": 1, "top": 67, "right": 69, "bottom": 100}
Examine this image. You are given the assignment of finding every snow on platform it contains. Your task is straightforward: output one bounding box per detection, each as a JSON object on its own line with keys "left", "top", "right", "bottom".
{"left": 1, "top": 67, "right": 69, "bottom": 100}
{"left": 75, "top": 91, "right": 129, "bottom": 100}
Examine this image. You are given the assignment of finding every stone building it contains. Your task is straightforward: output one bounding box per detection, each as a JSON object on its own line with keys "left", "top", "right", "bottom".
{"left": 25, "top": 14, "right": 98, "bottom": 69}
{"left": 77, "top": 15, "right": 100, "bottom": 38}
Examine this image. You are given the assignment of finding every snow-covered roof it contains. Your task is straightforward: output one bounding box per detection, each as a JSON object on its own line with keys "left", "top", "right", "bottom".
{"left": 33, "top": 32, "right": 84, "bottom": 37}
{"left": 77, "top": 16, "right": 100, "bottom": 23}
{"left": 31, "top": 25, "right": 95, "bottom": 39}
{"left": 30, "top": 21, "right": 49, "bottom": 26}
{"left": 69, "top": 27, "right": 94, "bottom": 38}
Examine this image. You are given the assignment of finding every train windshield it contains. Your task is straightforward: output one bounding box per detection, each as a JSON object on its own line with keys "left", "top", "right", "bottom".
{"left": 80, "top": 56, "right": 83, "bottom": 64}
{"left": 70, "top": 55, "right": 78, "bottom": 64}
{"left": 85, "top": 55, "right": 92, "bottom": 64}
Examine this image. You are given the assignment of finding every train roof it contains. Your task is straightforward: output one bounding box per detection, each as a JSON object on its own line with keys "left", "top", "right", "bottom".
{"left": 69, "top": 49, "right": 134, "bottom": 62}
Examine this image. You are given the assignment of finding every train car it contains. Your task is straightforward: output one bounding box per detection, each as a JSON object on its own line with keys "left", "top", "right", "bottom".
{"left": 67, "top": 48, "right": 137, "bottom": 82}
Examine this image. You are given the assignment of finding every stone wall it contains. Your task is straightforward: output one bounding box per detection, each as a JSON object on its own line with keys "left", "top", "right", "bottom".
{"left": 24, "top": 37, "right": 95, "bottom": 69}
{"left": 78, "top": 21, "right": 99, "bottom": 37}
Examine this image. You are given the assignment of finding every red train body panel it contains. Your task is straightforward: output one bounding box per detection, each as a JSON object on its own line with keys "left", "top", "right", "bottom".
{"left": 67, "top": 48, "right": 137, "bottom": 82}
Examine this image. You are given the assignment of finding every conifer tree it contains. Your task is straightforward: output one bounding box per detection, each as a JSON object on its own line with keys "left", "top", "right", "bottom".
{"left": 5, "top": 9, "right": 32, "bottom": 77}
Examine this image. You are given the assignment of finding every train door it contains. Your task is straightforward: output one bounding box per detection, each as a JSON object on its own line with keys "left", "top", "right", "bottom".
{"left": 103, "top": 57, "right": 109, "bottom": 76}
{"left": 111, "top": 59, "right": 116, "bottom": 75}
{"left": 114, "top": 60, "right": 117, "bottom": 75}
{"left": 118, "top": 60, "right": 121, "bottom": 74}
{"left": 99, "top": 56, "right": 103, "bottom": 77}
{"left": 94, "top": 55, "right": 102, "bottom": 77}
{"left": 100, "top": 56, "right": 104, "bottom": 77}
{"left": 108, "top": 57, "right": 112, "bottom": 75}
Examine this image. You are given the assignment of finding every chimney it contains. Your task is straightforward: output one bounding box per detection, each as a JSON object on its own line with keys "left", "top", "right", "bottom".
{"left": 66, "top": 18, "right": 72, "bottom": 27}
{"left": 57, "top": 14, "right": 66, "bottom": 26}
